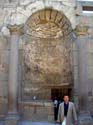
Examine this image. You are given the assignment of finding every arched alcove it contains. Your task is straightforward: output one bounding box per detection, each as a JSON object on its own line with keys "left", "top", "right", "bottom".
{"left": 21, "top": 9, "right": 74, "bottom": 101}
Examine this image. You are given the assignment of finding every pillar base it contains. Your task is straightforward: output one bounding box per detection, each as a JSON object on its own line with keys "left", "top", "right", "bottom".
{"left": 78, "top": 111, "right": 93, "bottom": 125}
{"left": 4, "top": 112, "right": 20, "bottom": 125}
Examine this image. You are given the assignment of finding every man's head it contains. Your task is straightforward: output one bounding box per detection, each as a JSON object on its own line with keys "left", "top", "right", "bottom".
{"left": 63, "top": 94, "right": 69, "bottom": 104}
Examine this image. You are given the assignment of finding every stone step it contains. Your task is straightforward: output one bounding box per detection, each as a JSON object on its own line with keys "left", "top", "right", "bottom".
{"left": 20, "top": 121, "right": 59, "bottom": 125}
{"left": 0, "top": 121, "right": 59, "bottom": 125}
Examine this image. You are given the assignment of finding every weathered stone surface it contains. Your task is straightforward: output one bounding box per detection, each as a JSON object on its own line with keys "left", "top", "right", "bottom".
{"left": 0, "top": 0, "right": 93, "bottom": 123}
{"left": 4, "top": 120, "right": 19, "bottom": 125}
{"left": 21, "top": 36, "right": 73, "bottom": 100}
{"left": 26, "top": 9, "right": 72, "bottom": 38}
{"left": 75, "top": 25, "right": 89, "bottom": 36}
{"left": 50, "top": 10, "right": 57, "bottom": 22}
{"left": 19, "top": 101, "right": 54, "bottom": 122}
{"left": 0, "top": 97, "right": 7, "bottom": 116}
{"left": 0, "top": 36, "right": 10, "bottom": 50}
{"left": 45, "top": 9, "right": 51, "bottom": 21}
{"left": 23, "top": 39, "right": 72, "bottom": 80}
{"left": 0, "top": 0, "right": 76, "bottom": 29}
{"left": 0, "top": 37, "right": 9, "bottom": 85}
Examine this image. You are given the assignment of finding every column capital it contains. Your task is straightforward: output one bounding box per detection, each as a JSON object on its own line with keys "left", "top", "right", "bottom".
{"left": 7, "top": 24, "right": 24, "bottom": 35}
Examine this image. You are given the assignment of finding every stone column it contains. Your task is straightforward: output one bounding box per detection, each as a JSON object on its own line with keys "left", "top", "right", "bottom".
{"left": 78, "top": 36, "right": 92, "bottom": 125}
{"left": 5, "top": 25, "right": 23, "bottom": 125}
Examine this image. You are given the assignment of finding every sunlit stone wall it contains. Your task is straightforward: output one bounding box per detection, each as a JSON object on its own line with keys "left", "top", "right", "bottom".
{"left": 0, "top": 0, "right": 93, "bottom": 118}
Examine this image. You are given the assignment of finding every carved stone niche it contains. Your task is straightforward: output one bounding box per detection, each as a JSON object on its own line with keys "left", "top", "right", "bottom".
{"left": 22, "top": 9, "right": 74, "bottom": 100}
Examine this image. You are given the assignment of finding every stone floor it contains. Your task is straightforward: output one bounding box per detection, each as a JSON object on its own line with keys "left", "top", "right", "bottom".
{"left": 0, "top": 120, "right": 93, "bottom": 125}
{"left": 0, "top": 117, "right": 93, "bottom": 125}
{"left": 0, "top": 121, "right": 4, "bottom": 125}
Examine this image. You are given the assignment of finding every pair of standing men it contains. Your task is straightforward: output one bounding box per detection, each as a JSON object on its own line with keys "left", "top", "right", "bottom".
{"left": 57, "top": 95, "right": 78, "bottom": 125}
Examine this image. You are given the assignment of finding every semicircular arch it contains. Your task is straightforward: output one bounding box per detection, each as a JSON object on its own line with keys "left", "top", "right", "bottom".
{"left": 25, "top": 8, "right": 72, "bottom": 38}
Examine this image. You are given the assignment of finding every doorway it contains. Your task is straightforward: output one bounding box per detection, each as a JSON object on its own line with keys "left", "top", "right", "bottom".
{"left": 51, "top": 88, "right": 72, "bottom": 102}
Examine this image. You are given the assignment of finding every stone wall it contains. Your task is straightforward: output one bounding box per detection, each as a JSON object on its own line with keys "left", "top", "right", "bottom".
{"left": 0, "top": 0, "right": 93, "bottom": 121}
{"left": 19, "top": 101, "right": 54, "bottom": 122}
{"left": 0, "top": 0, "right": 76, "bottom": 28}
{"left": 21, "top": 36, "right": 73, "bottom": 100}
{"left": 75, "top": 1, "right": 93, "bottom": 114}
{"left": 0, "top": 36, "right": 9, "bottom": 117}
